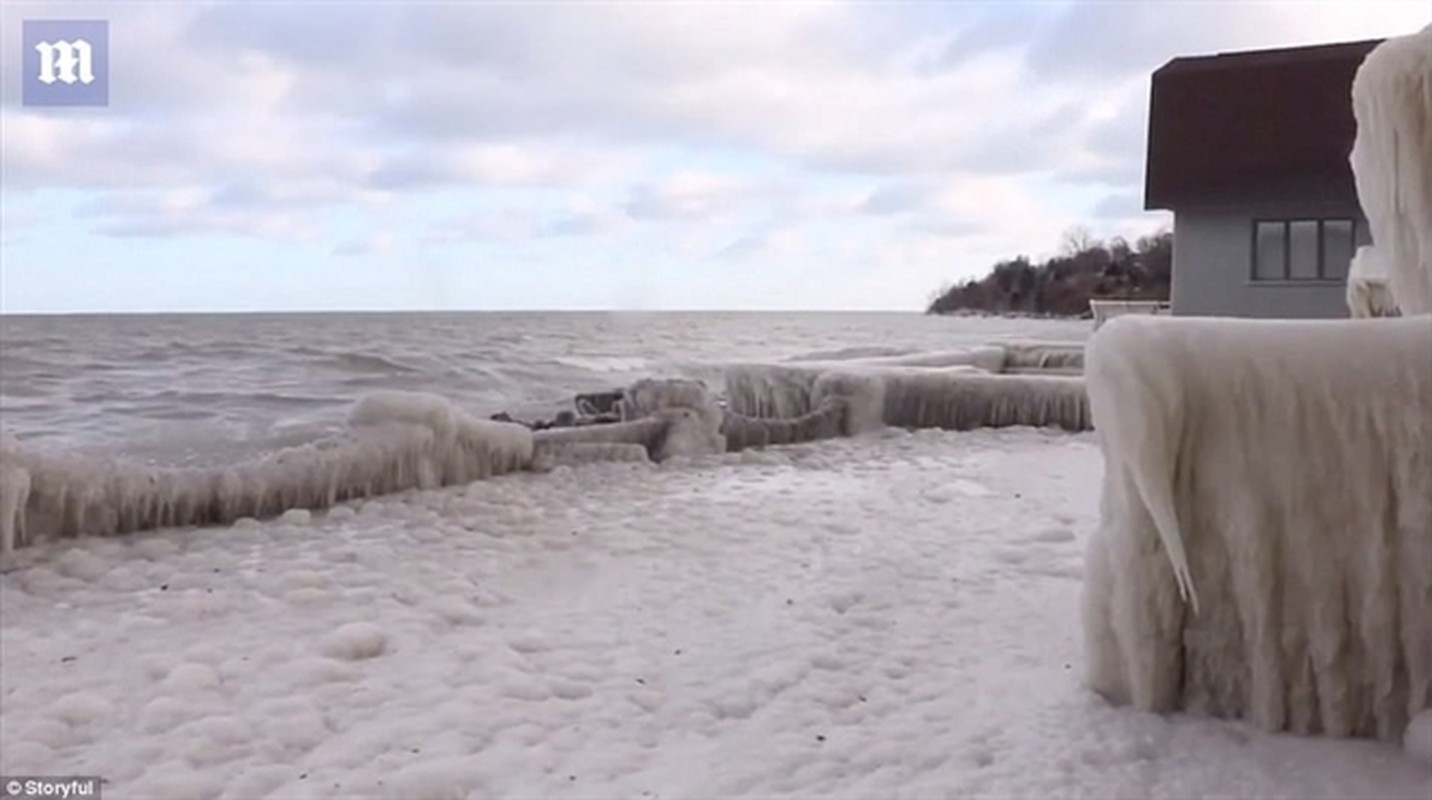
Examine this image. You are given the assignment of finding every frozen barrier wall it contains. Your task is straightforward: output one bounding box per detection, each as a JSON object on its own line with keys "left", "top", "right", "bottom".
{"left": 1082, "top": 314, "right": 1432, "bottom": 739}
{"left": 724, "top": 364, "right": 840, "bottom": 419}
{"left": 0, "top": 391, "right": 535, "bottom": 552}
{"left": 723, "top": 364, "right": 1089, "bottom": 433}
{"left": 879, "top": 371, "right": 1091, "bottom": 432}
{"left": 999, "top": 341, "right": 1086, "bottom": 372}
{"left": 530, "top": 442, "right": 652, "bottom": 472}
{"left": 720, "top": 401, "right": 846, "bottom": 451}
{"left": 722, "top": 346, "right": 1015, "bottom": 419}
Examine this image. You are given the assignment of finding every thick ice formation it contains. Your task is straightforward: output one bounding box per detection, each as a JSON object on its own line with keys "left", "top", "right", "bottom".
{"left": 790, "top": 346, "right": 1009, "bottom": 372}
{"left": 721, "top": 342, "right": 1084, "bottom": 419}
{"left": 999, "top": 341, "right": 1086, "bottom": 372}
{"left": 1406, "top": 710, "right": 1432, "bottom": 763}
{"left": 0, "top": 392, "right": 535, "bottom": 553}
{"left": 1, "top": 340, "right": 1093, "bottom": 551}
{"left": 879, "top": 372, "right": 1090, "bottom": 432}
{"left": 529, "top": 442, "right": 652, "bottom": 472}
{"left": 1082, "top": 314, "right": 1432, "bottom": 738}
{"left": 724, "top": 364, "right": 831, "bottom": 419}
{"left": 532, "top": 418, "right": 669, "bottom": 458}
{"left": 1345, "top": 246, "right": 1402, "bottom": 317}
{"left": 724, "top": 364, "right": 1090, "bottom": 433}
{"left": 1348, "top": 23, "right": 1432, "bottom": 315}
{"left": 619, "top": 378, "right": 728, "bottom": 460}
{"left": 720, "top": 400, "right": 846, "bottom": 451}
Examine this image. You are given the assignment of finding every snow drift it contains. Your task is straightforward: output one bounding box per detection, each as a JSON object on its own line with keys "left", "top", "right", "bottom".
{"left": 1082, "top": 314, "right": 1432, "bottom": 739}
{"left": 1348, "top": 23, "right": 1432, "bottom": 316}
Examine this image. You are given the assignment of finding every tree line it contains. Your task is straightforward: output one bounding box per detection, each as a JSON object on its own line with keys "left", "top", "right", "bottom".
{"left": 926, "top": 228, "right": 1172, "bottom": 317}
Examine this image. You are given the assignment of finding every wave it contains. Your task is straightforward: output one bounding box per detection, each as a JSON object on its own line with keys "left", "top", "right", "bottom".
{"left": 551, "top": 355, "right": 652, "bottom": 374}
{"left": 330, "top": 352, "right": 424, "bottom": 374}
{"left": 146, "top": 390, "right": 346, "bottom": 408}
{"left": 786, "top": 346, "right": 916, "bottom": 362}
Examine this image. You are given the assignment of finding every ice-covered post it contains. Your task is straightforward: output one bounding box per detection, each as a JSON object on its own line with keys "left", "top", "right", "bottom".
{"left": 1081, "top": 25, "right": 1432, "bottom": 748}
{"left": 1347, "top": 24, "right": 1432, "bottom": 315}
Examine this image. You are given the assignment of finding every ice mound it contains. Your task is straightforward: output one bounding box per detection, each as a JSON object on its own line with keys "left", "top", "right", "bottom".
{"left": 620, "top": 378, "right": 727, "bottom": 460}
{"left": 1, "top": 391, "right": 534, "bottom": 553}
{"left": 532, "top": 378, "right": 729, "bottom": 462}
{"left": 1082, "top": 314, "right": 1432, "bottom": 739}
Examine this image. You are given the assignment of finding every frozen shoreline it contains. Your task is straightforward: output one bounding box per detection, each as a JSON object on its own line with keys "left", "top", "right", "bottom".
{"left": 2, "top": 428, "right": 1426, "bottom": 799}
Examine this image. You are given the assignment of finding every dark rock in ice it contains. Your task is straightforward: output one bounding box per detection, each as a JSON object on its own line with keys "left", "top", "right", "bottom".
{"left": 575, "top": 390, "right": 624, "bottom": 417}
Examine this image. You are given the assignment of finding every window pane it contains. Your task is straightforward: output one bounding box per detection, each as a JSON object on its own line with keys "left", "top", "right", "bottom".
{"left": 1355, "top": 218, "right": 1373, "bottom": 247}
{"left": 1255, "top": 222, "right": 1285, "bottom": 280}
{"left": 1323, "top": 219, "right": 1354, "bottom": 280}
{"left": 1289, "top": 220, "right": 1319, "bottom": 279}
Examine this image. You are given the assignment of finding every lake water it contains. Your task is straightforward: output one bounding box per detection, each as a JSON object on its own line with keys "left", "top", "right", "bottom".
{"left": 0, "top": 311, "right": 1088, "bottom": 464}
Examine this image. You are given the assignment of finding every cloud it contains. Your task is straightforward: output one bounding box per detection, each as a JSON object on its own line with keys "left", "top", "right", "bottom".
{"left": 858, "top": 182, "right": 936, "bottom": 216}
{"left": 74, "top": 188, "right": 320, "bottom": 240}
{"left": 333, "top": 232, "right": 396, "bottom": 257}
{"left": 1093, "top": 191, "right": 1146, "bottom": 220}
{"left": 624, "top": 172, "right": 771, "bottom": 221}
{"left": 3, "top": 0, "right": 1425, "bottom": 311}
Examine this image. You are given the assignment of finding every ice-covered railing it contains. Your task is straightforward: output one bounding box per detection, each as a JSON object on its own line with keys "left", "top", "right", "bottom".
{"left": 722, "top": 341, "right": 1088, "bottom": 432}
{"left": 1082, "top": 26, "right": 1432, "bottom": 753}
{"left": 1083, "top": 315, "right": 1432, "bottom": 739}
{"left": 1, "top": 392, "right": 536, "bottom": 553}
{"left": 0, "top": 340, "right": 1090, "bottom": 554}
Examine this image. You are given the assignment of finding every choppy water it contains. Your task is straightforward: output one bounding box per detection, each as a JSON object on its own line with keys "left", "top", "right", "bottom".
{"left": 0, "top": 312, "right": 1087, "bottom": 465}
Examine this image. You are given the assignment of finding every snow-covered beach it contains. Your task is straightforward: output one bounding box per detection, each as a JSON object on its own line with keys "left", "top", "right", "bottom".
{"left": 1, "top": 312, "right": 1428, "bottom": 798}
{"left": 4, "top": 427, "right": 1428, "bottom": 798}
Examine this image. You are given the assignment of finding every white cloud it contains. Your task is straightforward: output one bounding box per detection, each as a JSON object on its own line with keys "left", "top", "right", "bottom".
{"left": 2, "top": 0, "right": 1422, "bottom": 310}
{"left": 624, "top": 171, "right": 773, "bottom": 222}
{"left": 333, "top": 232, "right": 396, "bottom": 257}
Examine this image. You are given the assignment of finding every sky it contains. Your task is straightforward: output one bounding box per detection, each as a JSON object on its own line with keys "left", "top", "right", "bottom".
{"left": 1, "top": 1, "right": 1427, "bottom": 313}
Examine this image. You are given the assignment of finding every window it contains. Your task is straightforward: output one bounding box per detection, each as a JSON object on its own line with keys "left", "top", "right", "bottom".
{"left": 1251, "top": 219, "right": 1357, "bottom": 282}
{"left": 1322, "top": 220, "right": 1354, "bottom": 280}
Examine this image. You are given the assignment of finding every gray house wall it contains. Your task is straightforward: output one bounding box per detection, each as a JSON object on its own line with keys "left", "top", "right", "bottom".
{"left": 1170, "top": 181, "right": 1371, "bottom": 319}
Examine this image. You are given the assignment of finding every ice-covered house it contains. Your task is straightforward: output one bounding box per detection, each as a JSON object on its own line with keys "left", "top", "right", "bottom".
{"left": 1145, "top": 39, "right": 1382, "bottom": 318}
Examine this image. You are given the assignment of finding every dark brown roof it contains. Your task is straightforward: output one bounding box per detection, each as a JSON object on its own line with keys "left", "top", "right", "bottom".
{"left": 1144, "top": 38, "right": 1382, "bottom": 210}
